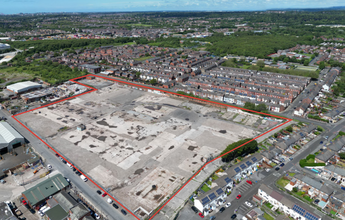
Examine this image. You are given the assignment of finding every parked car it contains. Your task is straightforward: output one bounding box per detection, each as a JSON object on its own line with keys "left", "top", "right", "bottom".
{"left": 62, "top": 160, "right": 67, "bottom": 164}
{"left": 314, "top": 199, "right": 320, "bottom": 204}
{"left": 245, "top": 201, "right": 253, "bottom": 208}
{"left": 121, "top": 209, "right": 127, "bottom": 215}
{"left": 112, "top": 203, "right": 119, "bottom": 209}
{"left": 225, "top": 202, "right": 231, "bottom": 208}
{"left": 97, "top": 190, "right": 102, "bottom": 195}
{"left": 198, "top": 213, "right": 204, "bottom": 218}
{"left": 236, "top": 195, "right": 241, "bottom": 199}
{"left": 265, "top": 168, "right": 270, "bottom": 172}
{"left": 47, "top": 164, "right": 52, "bottom": 170}
{"left": 102, "top": 192, "right": 107, "bottom": 197}
{"left": 64, "top": 177, "right": 70, "bottom": 183}
{"left": 341, "top": 187, "right": 345, "bottom": 191}
{"left": 107, "top": 198, "right": 113, "bottom": 204}
{"left": 94, "top": 213, "right": 100, "bottom": 219}
{"left": 231, "top": 214, "right": 237, "bottom": 219}
{"left": 191, "top": 206, "right": 198, "bottom": 213}
{"left": 275, "top": 167, "right": 280, "bottom": 171}
{"left": 55, "top": 153, "right": 59, "bottom": 157}
{"left": 246, "top": 180, "right": 252, "bottom": 185}
{"left": 219, "top": 207, "right": 225, "bottom": 213}
{"left": 280, "top": 163, "right": 285, "bottom": 167}
{"left": 75, "top": 171, "right": 81, "bottom": 176}
{"left": 80, "top": 175, "right": 88, "bottom": 182}
{"left": 72, "top": 167, "right": 76, "bottom": 172}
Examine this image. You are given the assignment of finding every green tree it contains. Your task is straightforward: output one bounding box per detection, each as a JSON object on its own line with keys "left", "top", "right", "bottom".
{"left": 303, "top": 60, "right": 309, "bottom": 66}
{"left": 149, "top": 79, "right": 157, "bottom": 85}
{"left": 256, "top": 60, "right": 265, "bottom": 68}
{"left": 244, "top": 102, "right": 256, "bottom": 111}
{"left": 319, "top": 61, "right": 325, "bottom": 70}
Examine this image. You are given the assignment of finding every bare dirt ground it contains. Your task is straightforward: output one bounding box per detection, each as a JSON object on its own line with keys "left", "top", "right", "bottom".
{"left": 17, "top": 79, "right": 274, "bottom": 216}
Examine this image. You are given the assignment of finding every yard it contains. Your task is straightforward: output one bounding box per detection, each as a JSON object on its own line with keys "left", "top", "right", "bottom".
{"left": 277, "top": 177, "right": 290, "bottom": 188}
{"left": 263, "top": 213, "right": 275, "bottom": 220}
{"left": 265, "top": 202, "right": 274, "bottom": 209}
{"left": 289, "top": 173, "right": 296, "bottom": 177}
{"left": 201, "top": 184, "right": 211, "bottom": 192}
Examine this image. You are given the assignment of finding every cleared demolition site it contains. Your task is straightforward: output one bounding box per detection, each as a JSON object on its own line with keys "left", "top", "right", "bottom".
{"left": 16, "top": 77, "right": 279, "bottom": 217}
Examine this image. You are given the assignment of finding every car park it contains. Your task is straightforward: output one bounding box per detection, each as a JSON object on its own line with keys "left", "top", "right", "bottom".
{"left": 198, "top": 213, "right": 204, "bottom": 218}
{"left": 231, "top": 214, "right": 237, "bottom": 219}
{"left": 191, "top": 206, "right": 198, "bottom": 213}
{"left": 97, "top": 190, "right": 102, "bottom": 195}
{"left": 236, "top": 195, "right": 241, "bottom": 199}
{"left": 112, "top": 203, "right": 119, "bottom": 209}
{"left": 246, "top": 180, "right": 252, "bottom": 185}
{"left": 225, "top": 202, "right": 231, "bottom": 208}
{"left": 219, "top": 207, "right": 225, "bottom": 213}
{"left": 121, "top": 209, "right": 127, "bottom": 215}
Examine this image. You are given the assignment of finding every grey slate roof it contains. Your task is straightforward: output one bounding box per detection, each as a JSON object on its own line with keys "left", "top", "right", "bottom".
{"left": 315, "top": 150, "right": 335, "bottom": 162}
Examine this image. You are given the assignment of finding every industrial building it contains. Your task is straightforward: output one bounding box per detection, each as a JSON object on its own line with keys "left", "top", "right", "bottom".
{"left": 0, "top": 121, "right": 25, "bottom": 154}
{"left": 6, "top": 81, "right": 42, "bottom": 94}
{"left": 22, "top": 174, "right": 69, "bottom": 208}
{"left": 0, "top": 43, "right": 10, "bottom": 51}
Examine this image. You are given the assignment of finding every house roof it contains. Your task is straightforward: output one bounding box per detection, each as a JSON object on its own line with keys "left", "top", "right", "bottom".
{"left": 294, "top": 174, "right": 333, "bottom": 195}
{"left": 315, "top": 150, "right": 335, "bottom": 162}
{"left": 324, "top": 165, "right": 345, "bottom": 177}
{"left": 53, "top": 191, "right": 77, "bottom": 212}
{"left": 22, "top": 174, "right": 69, "bottom": 206}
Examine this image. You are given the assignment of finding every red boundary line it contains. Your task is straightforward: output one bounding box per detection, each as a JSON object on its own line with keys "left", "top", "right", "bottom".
{"left": 11, "top": 74, "right": 292, "bottom": 220}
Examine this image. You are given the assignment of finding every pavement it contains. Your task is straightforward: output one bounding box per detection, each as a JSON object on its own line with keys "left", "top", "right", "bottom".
{"left": 0, "top": 109, "right": 136, "bottom": 220}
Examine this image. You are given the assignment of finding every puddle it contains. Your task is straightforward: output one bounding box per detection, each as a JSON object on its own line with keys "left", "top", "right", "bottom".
{"left": 188, "top": 146, "right": 198, "bottom": 151}
{"left": 134, "top": 168, "right": 144, "bottom": 175}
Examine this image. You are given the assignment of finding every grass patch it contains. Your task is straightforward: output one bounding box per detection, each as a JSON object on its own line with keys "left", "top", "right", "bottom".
{"left": 330, "top": 210, "right": 337, "bottom": 215}
{"left": 211, "top": 174, "right": 219, "bottom": 181}
{"left": 289, "top": 173, "right": 296, "bottom": 177}
{"left": 265, "top": 202, "right": 273, "bottom": 209}
{"left": 304, "top": 195, "right": 313, "bottom": 202}
{"left": 201, "top": 184, "right": 211, "bottom": 192}
{"left": 277, "top": 177, "right": 290, "bottom": 188}
{"left": 263, "top": 213, "right": 275, "bottom": 220}
{"left": 270, "top": 162, "right": 277, "bottom": 167}
{"left": 134, "top": 56, "right": 154, "bottom": 61}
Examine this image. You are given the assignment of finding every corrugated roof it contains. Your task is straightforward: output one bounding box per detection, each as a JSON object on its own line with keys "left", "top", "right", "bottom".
{"left": 6, "top": 81, "right": 42, "bottom": 93}
{"left": 0, "top": 122, "right": 23, "bottom": 144}
{"left": 22, "top": 174, "right": 69, "bottom": 206}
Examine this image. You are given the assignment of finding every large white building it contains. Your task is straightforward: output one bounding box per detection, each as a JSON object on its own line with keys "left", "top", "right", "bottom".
{"left": 7, "top": 81, "right": 42, "bottom": 94}
{"left": 0, "top": 122, "right": 25, "bottom": 154}
{"left": 0, "top": 43, "right": 10, "bottom": 51}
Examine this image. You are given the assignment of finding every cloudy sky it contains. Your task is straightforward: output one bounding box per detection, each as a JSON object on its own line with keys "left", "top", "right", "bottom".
{"left": 0, "top": 0, "right": 344, "bottom": 14}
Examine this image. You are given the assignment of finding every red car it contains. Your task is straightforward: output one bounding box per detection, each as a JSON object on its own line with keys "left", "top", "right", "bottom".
{"left": 21, "top": 200, "right": 27, "bottom": 205}
{"left": 102, "top": 193, "right": 107, "bottom": 197}
{"left": 246, "top": 180, "right": 252, "bottom": 185}
{"left": 236, "top": 194, "right": 242, "bottom": 199}
{"left": 198, "top": 213, "right": 204, "bottom": 218}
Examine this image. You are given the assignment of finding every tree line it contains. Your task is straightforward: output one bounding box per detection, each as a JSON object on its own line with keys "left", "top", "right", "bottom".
{"left": 221, "top": 138, "right": 258, "bottom": 162}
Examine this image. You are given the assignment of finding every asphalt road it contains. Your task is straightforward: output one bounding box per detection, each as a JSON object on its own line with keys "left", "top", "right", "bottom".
{"left": 0, "top": 110, "right": 136, "bottom": 220}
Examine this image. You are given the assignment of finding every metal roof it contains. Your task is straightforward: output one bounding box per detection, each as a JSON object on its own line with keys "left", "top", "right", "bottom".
{"left": 22, "top": 174, "right": 69, "bottom": 206}
{"left": 6, "top": 81, "right": 42, "bottom": 93}
{"left": 45, "top": 204, "right": 68, "bottom": 220}
{"left": 0, "top": 122, "right": 23, "bottom": 145}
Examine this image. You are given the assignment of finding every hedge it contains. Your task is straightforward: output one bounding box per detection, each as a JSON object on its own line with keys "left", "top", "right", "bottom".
{"left": 299, "top": 159, "right": 325, "bottom": 168}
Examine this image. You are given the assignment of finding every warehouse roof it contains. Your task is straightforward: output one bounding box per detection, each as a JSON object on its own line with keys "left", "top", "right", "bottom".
{"left": 45, "top": 204, "right": 68, "bottom": 220}
{"left": 0, "top": 122, "right": 23, "bottom": 145}
{"left": 7, "top": 81, "right": 42, "bottom": 93}
{"left": 22, "top": 174, "right": 69, "bottom": 206}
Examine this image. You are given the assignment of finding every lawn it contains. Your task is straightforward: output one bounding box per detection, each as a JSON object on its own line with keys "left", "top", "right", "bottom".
{"left": 330, "top": 210, "right": 337, "bottom": 215}
{"left": 277, "top": 178, "right": 290, "bottom": 188}
{"left": 134, "top": 56, "right": 154, "bottom": 61}
{"left": 263, "top": 213, "right": 275, "bottom": 220}
{"left": 295, "top": 65, "right": 318, "bottom": 71}
{"left": 270, "top": 162, "right": 277, "bottom": 167}
{"left": 211, "top": 174, "right": 219, "bottom": 181}
{"left": 131, "top": 23, "right": 152, "bottom": 27}
{"left": 304, "top": 195, "right": 313, "bottom": 202}
{"left": 201, "top": 184, "right": 211, "bottom": 192}
{"left": 265, "top": 202, "right": 274, "bottom": 209}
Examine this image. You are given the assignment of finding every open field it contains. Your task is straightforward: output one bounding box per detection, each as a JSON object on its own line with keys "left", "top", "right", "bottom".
{"left": 295, "top": 65, "right": 318, "bottom": 71}
{"left": 17, "top": 77, "right": 274, "bottom": 218}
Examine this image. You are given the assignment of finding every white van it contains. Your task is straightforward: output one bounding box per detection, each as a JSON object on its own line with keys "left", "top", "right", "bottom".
{"left": 67, "top": 163, "right": 72, "bottom": 168}
{"left": 80, "top": 175, "right": 88, "bottom": 182}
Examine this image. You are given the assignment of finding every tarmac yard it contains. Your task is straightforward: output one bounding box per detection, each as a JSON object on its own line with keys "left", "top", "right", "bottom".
{"left": 17, "top": 80, "right": 266, "bottom": 216}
